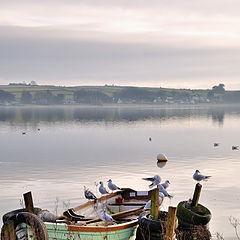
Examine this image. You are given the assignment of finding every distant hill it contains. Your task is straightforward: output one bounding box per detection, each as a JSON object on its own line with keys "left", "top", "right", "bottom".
{"left": 0, "top": 84, "right": 239, "bottom": 105}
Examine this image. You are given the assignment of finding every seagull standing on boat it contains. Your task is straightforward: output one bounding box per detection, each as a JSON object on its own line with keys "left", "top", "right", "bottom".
{"left": 107, "top": 179, "right": 120, "bottom": 192}
{"left": 99, "top": 181, "right": 109, "bottom": 194}
{"left": 193, "top": 170, "right": 211, "bottom": 182}
{"left": 144, "top": 193, "right": 164, "bottom": 210}
{"left": 161, "top": 180, "right": 170, "bottom": 189}
{"left": 142, "top": 175, "right": 161, "bottom": 188}
{"left": 99, "top": 209, "right": 114, "bottom": 223}
{"left": 157, "top": 184, "right": 173, "bottom": 198}
{"left": 84, "top": 186, "right": 97, "bottom": 201}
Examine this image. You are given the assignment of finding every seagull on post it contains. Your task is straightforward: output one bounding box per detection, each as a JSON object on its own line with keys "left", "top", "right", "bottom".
{"left": 193, "top": 170, "right": 211, "bottom": 182}
{"left": 157, "top": 184, "right": 173, "bottom": 199}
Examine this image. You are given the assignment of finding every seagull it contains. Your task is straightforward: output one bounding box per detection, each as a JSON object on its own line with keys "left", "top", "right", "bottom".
{"left": 99, "top": 181, "right": 109, "bottom": 194}
{"left": 193, "top": 170, "right": 211, "bottom": 182}
{"left": 232, "top": 146, "right": 239, "bottom": 150}
{"left": 149, "top": 137, "right": 152, "bottom": 141}
{"left": 84, "top": 186, "right": 97, "bottom": 201}
{"left": 144, "top": 195, "right": 164, "bottom": 210}
{"left": 22, "top": 132, "right": 26, "bottom": 135}
{"left": 107, "top": 179, "right": 120, "bottom": 192}
{"left": 157, "top": 184, "right": 173, "bottom": 198}
{"left": 161, "top": 180, "right": 170, "bottom": 189}
{"left": 142, "top": 175, "right": 161, "bottom": 188}
{"left": 214, "top": 143, "right": 219, "bottom": 147}
{"left": 98, "top": 209, "right": 114, "bottom": 223}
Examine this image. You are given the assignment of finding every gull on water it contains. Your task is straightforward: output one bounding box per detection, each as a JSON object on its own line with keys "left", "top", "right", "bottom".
{"left": 99, "top": 209, "right": 114, "bottom": 223}
{"left": 161, "top": 180, "right": 170, "bottom": 189}
{"left": 142, "top": 175, "right": 161, "bottom": 188}
{"left": 99, "top": 181, "right": 109, "bottom": 194}
{"left": 193, "top": 170, "right": 211, "bottom": 182}
{"left": 157, "top": 184, "right": 173, "bottom": 199}
{"left": 107, "top": 179, "right": 120, "bottom": 191}
{"left": 84, "top": 186, "right": 97, "bottom": 201}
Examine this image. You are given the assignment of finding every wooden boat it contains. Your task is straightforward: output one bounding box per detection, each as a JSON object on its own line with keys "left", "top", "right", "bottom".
{"left": 1, "top": 188, "right": 151, "bottom": 240}
{"left": 176, "top": 201, "right": 211, "bottom": 226}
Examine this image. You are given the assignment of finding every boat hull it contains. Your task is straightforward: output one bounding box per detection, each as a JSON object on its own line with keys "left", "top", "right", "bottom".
{"left": 45, "top": 220, "right": 138, "bottom": 240}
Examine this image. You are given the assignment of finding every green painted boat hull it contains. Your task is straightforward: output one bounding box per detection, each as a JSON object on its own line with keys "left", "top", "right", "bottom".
{"left": 45, "top": 222, "right": 137, "bottom": 240}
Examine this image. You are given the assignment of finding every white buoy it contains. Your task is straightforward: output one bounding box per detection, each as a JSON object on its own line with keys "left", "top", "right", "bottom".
{"left": 157, "top": 153, "right": 168, "bottom": 162}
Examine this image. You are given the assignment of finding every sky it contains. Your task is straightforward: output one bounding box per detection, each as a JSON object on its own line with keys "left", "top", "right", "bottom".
{"left": 1, "top": 0, "right": 240, "bottom": 90}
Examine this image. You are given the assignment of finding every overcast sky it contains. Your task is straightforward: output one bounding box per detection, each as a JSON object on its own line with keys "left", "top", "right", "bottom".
{"left": 1, "top": 0, "right": 240, "bottom": 89}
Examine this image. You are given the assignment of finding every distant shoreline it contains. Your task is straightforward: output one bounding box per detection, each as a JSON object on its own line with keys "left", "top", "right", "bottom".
{"left": 1, "top": 103, "right": 240, "bottom": 109}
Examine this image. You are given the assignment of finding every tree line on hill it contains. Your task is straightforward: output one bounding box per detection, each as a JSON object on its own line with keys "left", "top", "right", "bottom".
{"left": 0, "top": 84, "right": 240, "bottom": 105}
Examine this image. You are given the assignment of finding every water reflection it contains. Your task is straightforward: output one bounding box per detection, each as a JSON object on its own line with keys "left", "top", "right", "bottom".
{"left": 0, "top": 105, "right": 240, "bottom": 240}
{"left": 157, "top": 161, "right": 167, "bottom": 168}
{"left": 0, "top": 105, "right": 240, "bottom": 126}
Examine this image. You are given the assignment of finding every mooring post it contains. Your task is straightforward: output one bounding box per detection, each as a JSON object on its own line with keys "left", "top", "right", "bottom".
{"left": 1, "top": 220, "right": 15, "bottom": 240}
{"left": 166, "top": 206, "right": 177, "bottom": 240}
{"left": 191, "top": 183, "right": 202, "bottom": 207}
{"left": 150, "top": 188, "right": 160, "bottom": 220}
{"left": 23, "top": 191, "right": 34, "bottom": 213}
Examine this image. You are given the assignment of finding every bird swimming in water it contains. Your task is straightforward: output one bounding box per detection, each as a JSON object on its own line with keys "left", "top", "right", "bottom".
{"left": 161, "top": 180, "right": 170, "bottom": 189}
{"left": 193, "top": 170, "right": 211, "bottom": 182}
{"left": 142, "top": 175, "right": 161, "bottom": 188}
{"left": 214, "top": 143, "right": 219, "bottom": 147}
{"left": 84, "top": 186, "right": 97, "bottom": 201}
{"left": 107, "top": 179, "right": 120, "bottom": 192}
{"left": 232, "top": 146, "right": 239, "bottom": 150}
{"left": 157, "top": 184, "right": 173, "bottom": 198}
{"left": 98, "top": 209, "right": 114, "bottom": 223}
{"left": 99, "top": 181, "right": 109, "bottom": 194}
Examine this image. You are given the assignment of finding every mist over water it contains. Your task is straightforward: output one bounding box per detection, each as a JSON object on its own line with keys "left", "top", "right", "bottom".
{"left": 0, "top": 105, "right": 240, "bottom": 239}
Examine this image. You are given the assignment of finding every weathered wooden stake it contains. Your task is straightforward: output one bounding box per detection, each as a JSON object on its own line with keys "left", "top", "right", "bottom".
{"left": 150, "top": 188, "right": 159, "bottom": 220}
{"left": 1, "top": 220, "right": 16, "bottom": 240}
{"left": 191, "top": 183, "right": 202, "bottom": 207}
{"left": 166, "top": 206, "right": 177, "bottom": 240}
{"left": 23, "top": 191, "right": 34, "bottom": 213}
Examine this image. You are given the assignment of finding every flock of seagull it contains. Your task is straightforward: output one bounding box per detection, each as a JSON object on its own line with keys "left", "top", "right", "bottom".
{"left": 83, "top": 169, "right": 211, "bottom": 223}
{"left": 84, "top": 179, "right": 121, "bottom": 201}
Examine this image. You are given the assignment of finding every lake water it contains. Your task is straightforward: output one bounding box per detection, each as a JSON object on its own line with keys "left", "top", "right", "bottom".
{"left": 0, "top": 105, "right": 240, "bottom": 239}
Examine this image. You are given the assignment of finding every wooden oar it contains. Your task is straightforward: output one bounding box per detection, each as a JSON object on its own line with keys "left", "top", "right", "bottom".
{"left": 85, "top": 206, "right": 144, "bottom": 224}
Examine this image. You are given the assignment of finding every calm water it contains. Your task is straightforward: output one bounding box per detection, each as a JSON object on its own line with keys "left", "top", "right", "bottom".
{"left": 0, "top": 105, "right": 240, "bottom": 239}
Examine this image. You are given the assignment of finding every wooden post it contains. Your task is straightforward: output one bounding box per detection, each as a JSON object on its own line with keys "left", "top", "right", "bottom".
{"left": 23, "top": 191, "right": 34, "bottom": 213}
{"left": 1, "top": 220, "right": 16, "bottom": 240}
{"left": 166, "top": 206, "right": 176, "bottom": 240}
{"left": 150, "top": 188, "right": 159, "bottom": 221}
{"left": 191, "top": 183, "right": 202, "bottom": 207}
